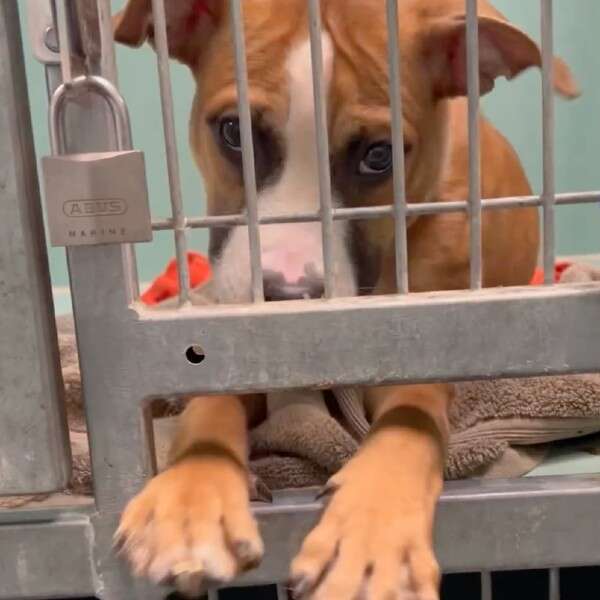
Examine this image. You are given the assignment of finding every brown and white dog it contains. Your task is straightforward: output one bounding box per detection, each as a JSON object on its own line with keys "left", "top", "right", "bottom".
{"left": 113, "top": 1, "right": 578, "bottom": 598}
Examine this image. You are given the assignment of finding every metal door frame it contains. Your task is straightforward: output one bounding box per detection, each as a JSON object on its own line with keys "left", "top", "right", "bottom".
{"left": 2, "top": 1, "right": 600, "bottom": 598}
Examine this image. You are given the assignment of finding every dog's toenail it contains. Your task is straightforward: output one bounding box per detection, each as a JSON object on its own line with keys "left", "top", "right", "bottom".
{"left": 290, "top": 575, "right": 311, "bottom": 599}
{"left": 112, "top": 533, "right": 126, "bottom": 552}
{"left": 316, "top": 481, "right": 339, "bottom": 501}
{"left": 233, "top": 540, "right": 260, "bottom": 568}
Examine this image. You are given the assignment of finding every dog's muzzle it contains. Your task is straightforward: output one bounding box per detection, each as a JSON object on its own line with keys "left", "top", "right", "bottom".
{"left": 263, "top": 269, "right": 324, "bottom": 301}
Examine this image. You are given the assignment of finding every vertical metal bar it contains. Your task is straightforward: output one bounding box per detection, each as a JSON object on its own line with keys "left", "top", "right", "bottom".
{"left": 229, "top": 0, "right": 265, "bottom": 302}
{"left": 481, "top": 570, "right": 493, "bottom": 600}
{"left": 466, "top": 0, "right": 482, "bottom": 290}
{"left": 54, "top": 0, "right": 74, "bottom": 82}
{"left": 207, "top": 589, "right": 219, "bottom": 600}
{"left": 55, "top": 1, "right": 141, "bottom": 301}
{"left": 0, "top": 0, "right": 71, "bottom": 494}
{"left": 95, "top": 0, "right": 140, "bottom": 301}
{"left": 386, "top": 0, "right": 409, "bottom": 294}
{"left": 150, "top": 0, "right": 191, "bottom": 305}
{"left": 276, "top": 583, "right": 288, "bottom": 600}
{"left": 308, "top": 0, "right": 335, "bottom": 298}
{"left": 549, "top": 568, "right": 560, "bottom": 600}
{"left": 96, "top": 0, "right": 119, "bottom": 86}
{"left": 541, "top": 0, "right": 556, "bottom": 285}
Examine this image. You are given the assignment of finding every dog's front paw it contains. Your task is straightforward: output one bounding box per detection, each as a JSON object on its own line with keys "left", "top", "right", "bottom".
{"left": 115, "top": 456, "right": 263, "bottom": 597}
{"left": 290, "top": 463, "right": 440, "bottom": 600}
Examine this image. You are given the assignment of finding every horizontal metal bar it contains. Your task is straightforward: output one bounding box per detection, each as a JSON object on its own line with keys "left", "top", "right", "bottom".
{"left": 0, "top": 512, "right": 95, "bottom": 599}
{"left": 131, "top": 282, "right": 600, "bottom": 397}
{"left": 2, "top": 476, "right": 600, "bottom": 594}
{"left": 151, "top": 190, "right": 600, "bottom": 231}
{"left": 240, "top": 475, "right": 600, "bottom": 584}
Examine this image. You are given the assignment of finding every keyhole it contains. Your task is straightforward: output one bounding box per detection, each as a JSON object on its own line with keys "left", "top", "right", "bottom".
{"left": 186, "top": 345, "right": 206, "bottom": 365}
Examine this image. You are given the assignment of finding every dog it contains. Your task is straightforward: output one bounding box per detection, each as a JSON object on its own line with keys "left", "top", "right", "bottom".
{"left": 113, "top": 1, "right": 578, "bottom": 598}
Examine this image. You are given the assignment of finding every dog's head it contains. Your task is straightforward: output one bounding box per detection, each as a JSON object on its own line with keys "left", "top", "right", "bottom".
{"left": 115, "top": 0, "right": 578, "bottom": 303}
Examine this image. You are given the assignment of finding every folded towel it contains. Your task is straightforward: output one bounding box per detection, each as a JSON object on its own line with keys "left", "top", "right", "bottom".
{"left": 3, "top": 262, "right": 600, "bottom": 509}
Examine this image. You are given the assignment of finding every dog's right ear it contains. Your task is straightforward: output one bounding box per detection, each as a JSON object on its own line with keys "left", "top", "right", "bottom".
{"left": 423, "top": 12, "right": 580, "bottom": 100}
{"left": 113, "top": 0, "right": 224, "bottom": 67}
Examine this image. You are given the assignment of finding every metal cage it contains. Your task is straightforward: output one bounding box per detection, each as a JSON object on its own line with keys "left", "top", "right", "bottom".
{"left": 2, "top": 0, "right": 600, "bottom": 598}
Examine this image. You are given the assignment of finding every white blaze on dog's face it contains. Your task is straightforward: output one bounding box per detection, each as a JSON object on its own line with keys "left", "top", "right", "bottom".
{"left": 114, "top": 0, "right": 579, "bottom": 304}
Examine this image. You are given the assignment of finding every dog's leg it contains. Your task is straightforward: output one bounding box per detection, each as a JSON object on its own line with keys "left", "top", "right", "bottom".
{"left": 116, "top": 394, "right": 265, "bottom": 596}
{"left": 291, "top": 383, "right": 451, "bottom": 600}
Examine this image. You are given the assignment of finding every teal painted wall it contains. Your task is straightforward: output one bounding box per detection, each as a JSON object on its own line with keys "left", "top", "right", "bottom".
{"left": 18, "top": 1, "right": 600, "bottom": 288}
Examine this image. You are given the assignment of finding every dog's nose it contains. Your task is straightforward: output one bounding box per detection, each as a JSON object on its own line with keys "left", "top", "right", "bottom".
{"left": 263, "top": 270, "right": 324, "bottom": 302}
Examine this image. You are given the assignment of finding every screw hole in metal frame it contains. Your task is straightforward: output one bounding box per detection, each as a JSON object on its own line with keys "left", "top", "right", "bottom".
{"left": 186, "top": 345, "right": 206, "bottom": 365}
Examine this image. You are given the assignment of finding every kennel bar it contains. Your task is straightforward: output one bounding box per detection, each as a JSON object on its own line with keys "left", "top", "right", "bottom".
{"left": 151, "top": 0, "right": 191, "bottom": 305}
{"left": 550, "top": 568, "right": 560, "bottom": 600}
{"left": 97, "top": 0, "right": 119, "bottom": 85}
{"left": 386, "top": 0, "right": 410, "bottom": 294}
{"left": 541, "top": 0, "right": 557, "bottom": 284}
{"left": 308, "top": 0, "right": 336, "bottom": 298}
{"left": 230, "top": 0, "right": 265, "bottom": 302}
{"left": 466, "top": 0, "right": 483, "bottom": 290}
{"left": 481, "top": 571, "right": 492, "bottom": 600}
{"left": 3, "top": 476, "right": 600, "bottom": 598}
{"left": 0, "top": 0, "right": 71, "bottom": 495}
{"left": 4, "top": 1, "right": 600, "bottom": 598}
{"left": 151, "top": 190, "right": 600, "bottom": 230}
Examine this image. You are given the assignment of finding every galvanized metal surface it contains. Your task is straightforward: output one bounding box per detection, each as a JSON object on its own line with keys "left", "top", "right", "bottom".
{"left": 385, "top": 0, "right": 410, "bottom": 294}
{"left": 150, "top": 0, "right": 191, "bottom": 306}
{"left": 0, "top": 510, "right": 95, "bottom": 599}
{"left": 1, "top": 476, "right": 600, "bottom": 598}
{"left": 0, "top": 0, "right": 71, "bottom": 495}
{"left": 541, "top": 0, "right": 557, "bottom": 285}
{"left": 152, "top": 188, "right": 600, "bottom": 231}
{"left": 130, "top": 283, "right": 600, "bottom": 396}
{"left": 307, "top": 0, "right": 335, "bottom": 298}
{"left": 549, "top": 568, "right": 560, "bottom": 600}
{"left": 229, "top": 0, "right": 265, "bottom": 303}
{"left": 3, "top": 0, "right": 600, "bottom": 598}
{"left": 480, "top": 571, "right": 492, "bottom": 600}
{"left": 466, "top": 0, "right": 482, "bottom": 290}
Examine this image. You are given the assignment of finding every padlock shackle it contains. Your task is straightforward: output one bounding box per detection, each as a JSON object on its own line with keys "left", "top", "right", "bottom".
{"left": 49, "top": 75, "right": 133, "bottom": 155}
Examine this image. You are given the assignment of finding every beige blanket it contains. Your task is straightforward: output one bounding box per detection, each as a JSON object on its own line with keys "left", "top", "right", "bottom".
{"left": 4, "top": 262, "right": 600, "bottom": 508}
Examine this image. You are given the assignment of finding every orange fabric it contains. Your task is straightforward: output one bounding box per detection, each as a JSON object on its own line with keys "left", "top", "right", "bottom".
{"left": 141, "top": 252, "right": 212, "bottom": 306}
{"left": 530, "top": 261, "right": 572, "bottom": 285}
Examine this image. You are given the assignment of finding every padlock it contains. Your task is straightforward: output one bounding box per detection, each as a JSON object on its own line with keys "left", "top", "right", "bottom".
{"left": 41, "top": 75, "right": 153, "bottom": 247}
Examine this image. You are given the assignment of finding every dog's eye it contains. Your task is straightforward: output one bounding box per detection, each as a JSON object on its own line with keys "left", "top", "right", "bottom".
{"left": 219, "top": 117, "right": 241, "bottom": 150}
{"left": 359, "top": 142, "right": 393, "bottom": 175}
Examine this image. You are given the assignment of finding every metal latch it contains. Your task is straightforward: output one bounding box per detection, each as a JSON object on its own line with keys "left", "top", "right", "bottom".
{"left": 41, "top": 75, "right": 153, "bottom": 247}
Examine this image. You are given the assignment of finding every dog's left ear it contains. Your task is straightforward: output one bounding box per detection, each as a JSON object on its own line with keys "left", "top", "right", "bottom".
{"left": 113, "top": 0, "right": 224, "bottom": 67}
{"left": 424, "top": 14, "right": 580, "bottom": 100}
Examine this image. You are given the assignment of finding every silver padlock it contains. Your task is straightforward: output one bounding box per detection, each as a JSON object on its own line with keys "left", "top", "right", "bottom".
{"left": 42, "top": 75, "right": 153, "bottom": 247}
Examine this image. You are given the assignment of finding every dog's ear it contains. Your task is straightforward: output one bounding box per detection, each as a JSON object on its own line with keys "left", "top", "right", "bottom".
{"left": 424, "top": 14, "right": 579, "bottom": 100}
{"left": 113, "top": 0, "right": 224, "bottom": 66}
